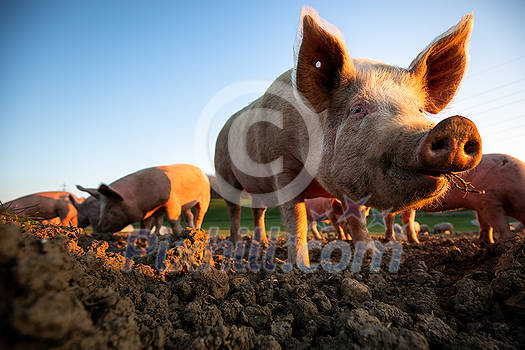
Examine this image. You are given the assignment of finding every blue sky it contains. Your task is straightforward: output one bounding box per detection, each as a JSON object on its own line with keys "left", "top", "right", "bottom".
{"left": 1, "top": 0, "right": 524, "bottom": 202}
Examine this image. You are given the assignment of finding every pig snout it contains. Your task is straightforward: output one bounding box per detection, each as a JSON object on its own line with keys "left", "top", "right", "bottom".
{"left": 417, "top": 115, "right": 481, "bottom": 172}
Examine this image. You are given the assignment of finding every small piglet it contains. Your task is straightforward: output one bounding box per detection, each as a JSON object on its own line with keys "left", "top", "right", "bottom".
{"left": 215, "top": 6, "right": 481, "bottom": 266}
{"left": 305, "top": 197, "right": 352, "bottom": 240}
{"left": 386, "top": 154, "right": 525, "bottom": 244}
{"left": 2, "top": 191, "right": 83, "bottom": 226}
{"left": 76, "top": 164, "right": 210, "bottom": 236}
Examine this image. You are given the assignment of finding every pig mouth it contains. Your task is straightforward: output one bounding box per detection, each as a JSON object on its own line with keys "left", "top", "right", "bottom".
{"left": 387, "top": 168, "right": 447, "bottom": 181}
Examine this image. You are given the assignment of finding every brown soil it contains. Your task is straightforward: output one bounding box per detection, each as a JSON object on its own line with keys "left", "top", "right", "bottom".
{"left": 1, "top": 220, "right": 524, "bottom": 350}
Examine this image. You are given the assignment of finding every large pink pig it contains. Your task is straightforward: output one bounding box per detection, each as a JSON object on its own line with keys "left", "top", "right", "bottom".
{"left": 386, "top": 154, "right": 525, "bottom": 244}
{"left": 2, "top": 191, "right": 83, "bottom": 226}
{"left": 214, "top": 6, "right": 481, "bottom": 267}
{"left": 76, "top": 164, "right": 210, "bottom": 237}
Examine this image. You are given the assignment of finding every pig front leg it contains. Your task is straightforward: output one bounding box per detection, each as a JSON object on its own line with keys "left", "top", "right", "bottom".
{"left": 344, "top": 214, "right": 372, "bottom": 242}
{"left": 332, "top": 201, "right": 371, "bottom": 242}
{"left": 383, "top": 212, "right": 396, "bottom": 240}
{"left": 309, "top": 220, "right": 325, "bottom": 240}
{"left": 401, "top": 210, "right": 420, "bottom": 243}
{"left": 251, "top": 196, "right": 268, "bottom": 245}
{"left": 140, "top": 215, "right": 156, "bottom": 232}
{"left": 193, "top": 198, "right": 210, "bottom": 230}
{"left": 476, "top": 213, "right": 494, "bottom": 244}
{"left": 165, "top": 206, "right": 183, "bottom": 238}
{"left": 140, "top": 210, "right": 165, "bottom": 234}
{"left": 183, "top": 209, "right": 195, "bottom": 229}
{"left": 477, "top": 205, "right": 515, "bottom": 242}
{"left": 225, "top": 198, "right": 242, "bottom": 244}
{"left": 153, "top": 212, "right": 164, "bottom": 234}
{"left": 280, "top": 200, "right": 309, "bottom": 267}
{"left": 327, "top": 211, "right": 346, "bottom": 240}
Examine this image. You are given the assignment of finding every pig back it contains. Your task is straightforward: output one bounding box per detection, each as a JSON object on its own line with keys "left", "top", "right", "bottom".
{"left": 107, "top": 168, "right": 172, "bottom": 216}
{"left": 157, "top": 164, "right": 210, "bottom": 206}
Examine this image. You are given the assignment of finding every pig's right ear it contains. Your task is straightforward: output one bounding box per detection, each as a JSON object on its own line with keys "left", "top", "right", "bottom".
{"left": 98, "top": 184, "right": 124, "bottom": 202}
{"left": 409, "top": 14, "right": 474, "bottom": 114}
{"left": 76, "top": 184, "right": 100, "bottom": 199}
{"left": 293, "top": 6, "right": 355, "bottom": 113}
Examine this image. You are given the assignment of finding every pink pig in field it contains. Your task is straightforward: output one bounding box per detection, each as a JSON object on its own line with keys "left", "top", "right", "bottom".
{"left": 2, "top": 191, "right": 83, "bottom": 226}
{"left": 69, "top": 191, "right": 169, "bottom": 234}
{"left": 385, "top": 154, "right": 525, "bottom": 244}
{"left": 75, "top": 164, "right": 210, "bottom": 236}
{"left": 214, "top": 6, "right": 481, "bottom": 267}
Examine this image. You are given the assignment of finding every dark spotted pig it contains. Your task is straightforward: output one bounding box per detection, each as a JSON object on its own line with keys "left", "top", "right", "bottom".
{"left": 69, "top": 190, "right": 169, "bottom": 234}
{"left": 76, "top": 164, "right": 210, "bottom": 237}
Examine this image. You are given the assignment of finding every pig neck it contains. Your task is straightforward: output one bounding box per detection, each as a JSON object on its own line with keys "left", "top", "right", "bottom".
{"left": 314, "top": 119, "right": 344, "bottom": 198}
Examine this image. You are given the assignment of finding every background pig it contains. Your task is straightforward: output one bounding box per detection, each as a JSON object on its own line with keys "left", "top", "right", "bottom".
{"left": 77, "top": 164, "right": 210, "bottom": 236}
{"left": 433, "top": 222, "right": 454, "bottom": 235}
{"left": 394, "top": 223, "right": 405, "bottom": 238}
{"left": 2, "top": 191, "right": 83, "bottom": 226}
{"left": 510, "top": 222, "right": 524, "bottom": 233}
{"left": 386, "top": 154, "right": 525, "bottom": 244}
{"left": 384, "top": 210, "right": 420, "bottom": 242}
{"left": 214, "top": 6, "right": 481, "bottom": 266}
{"left": 305, "top": 198, "right": 351, "bottom": 240}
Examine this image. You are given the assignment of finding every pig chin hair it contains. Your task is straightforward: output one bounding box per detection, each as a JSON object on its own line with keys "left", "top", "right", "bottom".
{"left": 411, "top": 182, "right": 451, "bottom": 211}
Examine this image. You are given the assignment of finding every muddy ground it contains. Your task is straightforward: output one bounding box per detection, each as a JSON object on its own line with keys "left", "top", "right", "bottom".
{"left": 1, "top": 217, "right": 524, "bottom": 350}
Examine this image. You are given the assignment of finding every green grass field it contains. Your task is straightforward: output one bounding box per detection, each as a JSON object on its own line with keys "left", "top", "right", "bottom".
{"left": 175, "top": 198, "right": 482, "bottom": 238}
{"left": 84, "top": 197, "right": 516, "bottom": 237}
{"left": 89, "top": 197, "right": 520, "bottom": 237}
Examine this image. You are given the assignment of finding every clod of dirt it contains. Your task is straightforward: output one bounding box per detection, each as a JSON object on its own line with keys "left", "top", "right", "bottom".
{"left": 413, "top": 313, "right": 457, "bottom": 348}
{"left": 162, "top": 228, "right": 210, "bottom": 274}
{"left": 333, "top": 308, "right": 429, "bottom": 349}
{"left": 340, "top": 277, "right": 372, "bottom": 302}
{"left": 454, "top": 278, "right": 493, "bottom": 322}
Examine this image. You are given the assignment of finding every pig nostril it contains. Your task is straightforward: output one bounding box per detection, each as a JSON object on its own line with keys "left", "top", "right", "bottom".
{"left": 464, "top": 140, "right": 479, "bottom": 155}
{"left": 432, "top": 139, "right": 446, "bottom": 151}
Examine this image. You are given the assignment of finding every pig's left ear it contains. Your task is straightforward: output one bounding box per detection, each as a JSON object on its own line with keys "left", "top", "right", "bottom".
{"left": 409, "top": 14, "right": 474, "bottom": 114}
{"left": 293, "top": 6, "right": 355, "bottom": 113}
{"left": 77, "top": 184, "right": 100, "bottom": 199}
{"left": 98, "top": 184, "right": 124, "bottom": 201}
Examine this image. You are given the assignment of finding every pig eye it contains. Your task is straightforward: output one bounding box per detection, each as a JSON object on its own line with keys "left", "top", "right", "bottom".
{"left": 352, "top": 107, "right": 364, "bottom": 115}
